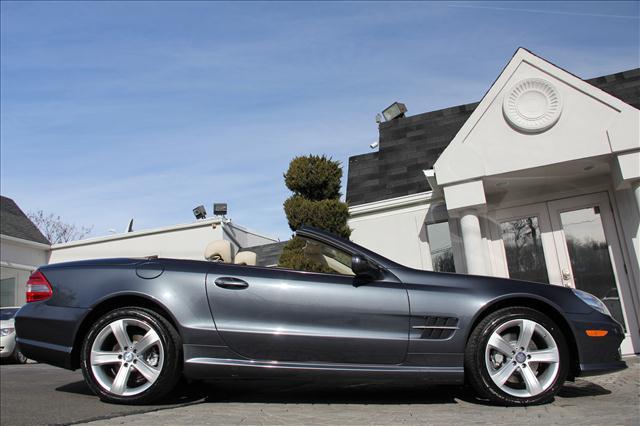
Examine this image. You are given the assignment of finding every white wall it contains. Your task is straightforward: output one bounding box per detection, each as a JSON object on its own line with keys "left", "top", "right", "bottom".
{"left": 50, "top": 219, "right": 277, "bottom": 264}
{"left": 349, "top": 203, "right": 431, "bottom": 269}
{"left": 0, "top": 236, "right": 50, "bottom": 306}
{"left": 613, "top": 187, "right": 640, "bottom": 315}
{"left": 1, "top": 236, "right": 49, "bottom": 268}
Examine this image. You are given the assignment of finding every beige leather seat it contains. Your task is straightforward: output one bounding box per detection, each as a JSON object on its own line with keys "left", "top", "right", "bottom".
{"left": 204, "top": 240, "right": 232, "bottom": 263}
{"left": 234, "top": 251, "right": 257, "bottom": 266}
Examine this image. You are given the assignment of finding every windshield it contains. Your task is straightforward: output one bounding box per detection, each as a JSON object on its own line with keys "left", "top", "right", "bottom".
{"left": 275, "top": 237, "right": 355, "bottom": 275}
{"left": 0, "top": 308, "right": 19, "bottom": 320}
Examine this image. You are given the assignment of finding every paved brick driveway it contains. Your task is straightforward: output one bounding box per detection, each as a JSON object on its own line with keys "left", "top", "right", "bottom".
{"left": 84, "top": 356, "right": 639, "bottom": 425}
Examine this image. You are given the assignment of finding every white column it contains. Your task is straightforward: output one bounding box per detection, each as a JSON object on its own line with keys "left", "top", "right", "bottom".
{"left": 460, "top": 209, "right": 487, "bottom": 276}
{"left": 632, "top": 180, "right": 640, "bottom": 217}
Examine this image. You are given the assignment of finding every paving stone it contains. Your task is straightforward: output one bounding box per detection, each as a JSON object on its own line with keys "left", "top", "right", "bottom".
{"left": 82, "top": 356, "right": 639, "bottom": 426}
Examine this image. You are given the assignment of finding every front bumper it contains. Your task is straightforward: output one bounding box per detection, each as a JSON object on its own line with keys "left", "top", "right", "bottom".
{"left": 0, "top": 333, "right": 17, "bottom": 357}
{"left": 567, "top": 310, "right": 627, "bottom": 377}
{"left": 578, "top": 359, "right": 627, "bottom": 376}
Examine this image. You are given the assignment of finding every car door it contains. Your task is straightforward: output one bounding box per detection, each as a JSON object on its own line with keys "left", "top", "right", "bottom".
{"left": 205, "top": 239, "right": 410, "bottom": 365}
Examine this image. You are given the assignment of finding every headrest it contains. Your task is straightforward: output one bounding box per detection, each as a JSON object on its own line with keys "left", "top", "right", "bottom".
{"left": 234, "top": 251, "right": 257, "bottom": 266}
{"left": 205, "top": 240, "right": 232, "bottom": 263}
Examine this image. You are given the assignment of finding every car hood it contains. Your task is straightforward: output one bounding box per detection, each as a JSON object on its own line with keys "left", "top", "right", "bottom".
{"left": 389, "top": 267, "right": 592, "bottom": 314}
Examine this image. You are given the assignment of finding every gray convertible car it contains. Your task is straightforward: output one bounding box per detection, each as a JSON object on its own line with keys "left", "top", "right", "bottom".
{"left": 15, "top": 226, "right": 625, "bottom": 405}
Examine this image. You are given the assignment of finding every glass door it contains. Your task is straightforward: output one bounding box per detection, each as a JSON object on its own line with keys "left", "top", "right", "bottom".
{"left": 489, "top": 203, "right": 562, "bottom": 285}
{"left": 548, "top": 192, "right": 638, "bottom": 354}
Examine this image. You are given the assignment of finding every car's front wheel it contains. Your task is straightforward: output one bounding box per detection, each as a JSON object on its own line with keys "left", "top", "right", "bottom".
{"left": 465, "top": 307, "right": 569, "bottom": 405}
{"left": 80, "top": 307, "right": 182, "bottom": 404}
{"left": 12, "top": 346, "right": 27, "bottom": 364}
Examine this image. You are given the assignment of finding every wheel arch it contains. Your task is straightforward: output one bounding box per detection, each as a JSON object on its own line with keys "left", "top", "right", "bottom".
{"left": 466, "top": 295, "right": 580, "bottom": 380}
{"left": 70, "top": 293, "right": 180, "bottom": 370}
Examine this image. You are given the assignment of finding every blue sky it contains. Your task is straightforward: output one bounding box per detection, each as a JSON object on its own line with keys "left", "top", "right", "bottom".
{"left": 1, "top": 1, "right": 638, "bottom": 241}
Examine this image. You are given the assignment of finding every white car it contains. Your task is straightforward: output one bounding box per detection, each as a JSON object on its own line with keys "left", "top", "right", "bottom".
{"left": 1, "top": 307, "right": 27, "bottom": 363}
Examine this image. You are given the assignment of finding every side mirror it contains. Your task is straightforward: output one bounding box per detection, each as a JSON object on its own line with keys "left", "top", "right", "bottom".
{"left": 351, "top": 254, "right": 380, "bottom": 281}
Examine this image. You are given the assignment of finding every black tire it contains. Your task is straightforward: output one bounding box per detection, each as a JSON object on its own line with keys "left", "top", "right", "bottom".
{"left": 80, "top": 307, "right": 182, "bottom": 404}
{"left": 12, "top": 346, "right": 27, "bottom": 364}
{"left": 465, "top": 307, "right": 569, "bottom": 406}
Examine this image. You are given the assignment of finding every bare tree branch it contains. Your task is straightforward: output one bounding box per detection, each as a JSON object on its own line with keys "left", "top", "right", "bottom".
{"left": 27, "top": 210, "right": 93, "bottom": 244}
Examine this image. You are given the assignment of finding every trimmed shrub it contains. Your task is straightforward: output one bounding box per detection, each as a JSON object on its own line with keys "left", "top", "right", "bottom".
{"left": 283, "top": 195, "right": 350, "bottom": 238}
{"left": 284, "top": 155, "right": 342, "bottom": 201}
{"left": 278, "top": 236, "right": 334, "bottom": 274}
{"left": 279, "top": 154, "right": 351, "bottom": 272}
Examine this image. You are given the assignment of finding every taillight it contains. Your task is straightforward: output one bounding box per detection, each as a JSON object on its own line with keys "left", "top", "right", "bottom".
{"left": 26, "top": 270, "right": 53, "bottom": 302}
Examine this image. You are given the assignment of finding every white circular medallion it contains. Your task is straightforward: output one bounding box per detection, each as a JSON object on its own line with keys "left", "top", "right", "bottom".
{"left": 503, "top": 78, "right": 562, "bottom": 133}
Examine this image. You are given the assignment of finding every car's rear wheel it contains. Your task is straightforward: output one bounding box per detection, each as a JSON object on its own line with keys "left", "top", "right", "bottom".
{"left": 465, "top": 307, "right": 569, "bottom": 405}
{"left": 81, "top": 307, "right": 182, "bottom": 404}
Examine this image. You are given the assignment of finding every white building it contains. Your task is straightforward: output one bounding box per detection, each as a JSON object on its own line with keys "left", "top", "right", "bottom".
{"left": 50, "top": 219, "right": 276, "bottom": 264}
{"left": 1, "top": 195, "right": 277, "bottom": 306}
{"left": 347, "top": 49, "right": 640, "bottom": 355}
{"left": 1, "top": 196, "right": 51, "bottom": 307}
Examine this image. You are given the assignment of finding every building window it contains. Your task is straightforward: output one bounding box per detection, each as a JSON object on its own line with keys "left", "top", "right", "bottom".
{"left": 1, "top": 266, "right": 32, "bottom": 307}
{"left": 0, "top": 277, "right": 16, "bottom": 307}
{"left": 499, "top": 216, "right": 549, "bottom": 284}
{"left": 427, "top": 221, "right": 456, "bottom": 273}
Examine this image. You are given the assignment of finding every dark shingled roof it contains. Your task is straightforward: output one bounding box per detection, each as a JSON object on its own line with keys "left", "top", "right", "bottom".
{"left": 0, "top": 196, "right": 50, "bottom": 245}
{"left": 586, "top": 68, "right": 640, "bottom": 109}
{"left": 346, "top": 68, "right": 640, "bottom": 206}
{"left": 239, "top": 241, "right": 288, "bottom": 267}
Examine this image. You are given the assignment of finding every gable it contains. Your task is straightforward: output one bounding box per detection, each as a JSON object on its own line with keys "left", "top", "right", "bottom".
{"left": 434, "top": 48, "right": 640, "bottom": 186}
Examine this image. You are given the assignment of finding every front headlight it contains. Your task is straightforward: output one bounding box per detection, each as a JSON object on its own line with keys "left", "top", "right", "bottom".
{"left": 573, "top": 289, "right": 612, "bottom": 317}
{"left": 0, "top": 327, "right": 15, "bottom": 337}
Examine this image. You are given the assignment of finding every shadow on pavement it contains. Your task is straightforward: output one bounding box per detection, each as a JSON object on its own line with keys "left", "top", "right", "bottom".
{"left": 172, "top": 376, "right": 613, "bottom": 406}
{"left": 558, "top": 380, "right": 611, "bottom": 398}
{"left": 56, "top": 379, "right": 207, "bottom": 406}
{"left": 162, "top": 380, "right": 482, "bottom": 405}
{"left": 56, "top": 380, "right": 96, "bottom": 397}
{"left": 55, "top": 376, "right": 612, "bottom": 407}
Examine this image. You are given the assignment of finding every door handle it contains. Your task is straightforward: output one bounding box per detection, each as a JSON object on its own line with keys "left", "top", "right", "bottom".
{"left": 214, "top": 277, "right": 249, "bottom": 289}
{"left": 561, "top": 269, "right": 572, "bottom": 281}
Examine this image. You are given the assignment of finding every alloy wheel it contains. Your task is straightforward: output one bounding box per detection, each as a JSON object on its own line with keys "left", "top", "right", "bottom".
{"left": 89, "top": 318, "right": 164, "bottom": 397}
{"left": 484, "top": 318, "right": 560, "bottom": 398}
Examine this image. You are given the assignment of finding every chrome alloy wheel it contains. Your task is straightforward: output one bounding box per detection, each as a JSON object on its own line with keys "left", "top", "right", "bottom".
{"left": 484, "top": 319, "right": 560, "bottom": 398}
{"left": 90, "top": 318, "right": 164, "bottom": 397}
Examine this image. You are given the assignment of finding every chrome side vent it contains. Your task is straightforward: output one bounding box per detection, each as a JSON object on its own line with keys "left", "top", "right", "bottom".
{"left": 413, "top": 316, "right": 459, "bottom": 339}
